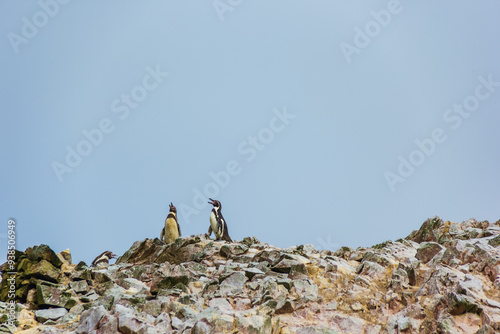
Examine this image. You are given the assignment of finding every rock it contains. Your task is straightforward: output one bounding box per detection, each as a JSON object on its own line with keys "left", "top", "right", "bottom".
{"left": 295, "top": 327, "right": 338, "bottom": 334}
{"left": 219, "top": 271, "right": 247, "bottom": 297}
{"left": 291, "top": 279, "right": 317, "bottom": 303}
{"left": 117, "top": 277, "right": 150, "bottom": 296}
{"left": 356, "top": 260, "right": 385, "bottom": 279}
{"left": 80, "top": 291, "right": 99, "bottom": 303}
{"left": 241, "top": 236, "right": 260, "bottom": 247}
{"left": 208, "top": 298, "right": 234, "bottom": 314}
{"left": 196, "top": 307, "right": 234, "bottom": 332}
{"left": 20, "top": 259, "right": 61, "bottom": 283}
{"left": 406, "top": 216, "right": 444, "bottom": 243}
{"left": 115, "top": 304, "right": 149, "bottom": 334}
{"left": 271, "top": 259, "right": 300, "bottom": 274}
{"left": 36, "top": 282, "right": 76, "bottom": 309}
{"left": 93, "top": 270, "right": 112, "bottom": 283}
{"left": 116, "top": 239, "right": 167, "bottom": 265}
{"left": 151, "top": 275, "right": 190, "bottom": 295}
{"left": 446, "top": 292, "right": 481, "bottom": 315}
{"left": 416, "top": 265, "right": 460, "bottom": 297}
{"left": 94, "top": 295, "right": 115, "bottom": 311}
{"left": 244, "top": 267, "right": 265, "bottom": 280}
{"left": 489, "top": 235, "right": 500, "bottom": 247}
{"left": 70, "top": 280, "right": 89, "bottom": 294}
{"left": 71, "top": 267, "right": 92, "bottom": 281}
{"left": 476, "top": 325, "right": 496, "bottom": 334}
{"left": 35, "top": 308, "right": 68, "bottom": 322}
{"left": 235, "top": 314, "right": 272, "bottom": 334}
{"left": 76, "top": 305, "right": 108, "bottom": 333}
{"left": 59, "top": 249, "right": 72, "bottom": 264}
{"left": 220, "top": 244, "right": 249, "bottom": 258}
{"left": 142, "top": 299, "right": 163, "bottom": 317}
{"left": 26, "top": 245, "right": 63, "bottom": 268}
{"left": 265, "top": 282, "right": 288, "bottom": 310}
{"left": 118, "top": 314, "right": 147, "bottom": 334}
{"left": 97, "top": 313, "right": 119, "bottom": 334}
{"left": 191, "top": 320, "right": 211, "bottom": 334}
{"left": 416, "top": 242, "right": 445, "bottom": 264}
{"left": 351, "top": 302, "right": 363, "bottom": 312}
{"left": 254, "top": 249, "right": 282, "bottom": 265}
{"left": 275, "top": 300, "right": 295, "bottom": 314}
{"left": 118, "top": 237, "right": 205, "bottom": 265}
{"left": 171, "top": 315, "right": 183, "bottom": 329}
{"left": 153, "top": 312, "right": 172, "bottom": 332}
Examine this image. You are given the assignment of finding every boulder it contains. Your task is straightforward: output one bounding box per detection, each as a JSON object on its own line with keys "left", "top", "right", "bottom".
{"left": 35, "top": 308, "right": 68, "bottom": 322}
{"left": 356, "top": 261, "right": 385, "bottom": 279}
{"left": 416, "top": 242, "right": 445, "bottom": 264}
{"left": 208, "top": 298, "right": 234, "bottom": 314}
{"left": 235, "top": 314, "right": 272, "bottom": 334}
{"left": 151, "top": 275, "right": 190, "bottom": 295}
{"left": 19, "top": 259, "right": 61, "bottom": 283}
{"left": 117, "top": 236, "right": 205, "bottom": 265}
{"left": 25, "top": 245, "right": 63, "bottom": 269}
{"left": 219, "top": 271, "right": 247, "bottom": 297}
{"left": 76, "top": 305, "right": 108, "bottom": 334}
{"left": 70, "top": 280, "right": 89, "bottom": 294}
{"left": 489, "top": 235, "right": 500, "bottom": 247}
{"left": 36, "top": 282, "right": 76, "bottom": 309}
{"left": 291, "top": 279, "right": 317, "bottom": 303}
{"left": 220, "top": 244, "right": 249, "bottom": 258}
{"left": 271, "top": 259, "right": 300, "bottom": 274}
{"left": 406, "top": 216, "right": 444, "bottom": 243}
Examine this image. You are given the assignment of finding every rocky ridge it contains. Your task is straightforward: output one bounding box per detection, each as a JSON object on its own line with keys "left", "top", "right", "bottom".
{"left": 1, "top": 216, "right": 500, "bottom": 333}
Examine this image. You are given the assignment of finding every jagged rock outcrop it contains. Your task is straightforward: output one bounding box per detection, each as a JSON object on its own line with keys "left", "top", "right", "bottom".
{"left": 1, "top": 216, "right": 499, "bottom": 333}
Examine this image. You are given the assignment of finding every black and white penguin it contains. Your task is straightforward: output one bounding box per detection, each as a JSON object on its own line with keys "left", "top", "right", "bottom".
{"left": 206, "top": 198, "right": 232, "bottom": 242}
{"left": 91, "top": 251, "right": 117, "bottom": 269}
{"left": 160, "top": 202, "right": 181, "bottom": 244}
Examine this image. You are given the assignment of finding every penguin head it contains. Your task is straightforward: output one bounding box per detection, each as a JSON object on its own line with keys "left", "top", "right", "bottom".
{"left": 103, "top": 251, "right": 117, "bottom": 260}
{"left": 208, "top": 198, "right": 221, "bottom": 209}
{"left": 169, "top": 202, "right": 177, "bottom": 213}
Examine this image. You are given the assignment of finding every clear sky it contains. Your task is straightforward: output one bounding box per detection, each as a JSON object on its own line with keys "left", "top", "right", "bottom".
{"left": 1, "top": 1, "right": 499, "bottom": 265}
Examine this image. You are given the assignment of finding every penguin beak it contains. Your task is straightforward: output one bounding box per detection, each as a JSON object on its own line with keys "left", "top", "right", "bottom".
{"left": 208, "top": 198, "right": 215, "bottom": 205}
{"left": 111, "top": 253, "right": 118, "bottom": 259}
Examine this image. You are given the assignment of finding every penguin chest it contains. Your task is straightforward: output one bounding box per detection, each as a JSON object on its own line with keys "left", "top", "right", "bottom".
{"left": 210, "top": 212, "right": 221, "bottom": 238}
{"left": 94, "top": 259, "right": 108, "bottom": 269}
{"left": 164, "top": 218, "right": 179, "bottom": 243}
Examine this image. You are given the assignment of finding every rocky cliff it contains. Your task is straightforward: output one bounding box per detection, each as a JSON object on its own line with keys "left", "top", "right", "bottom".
{"left": 1, "top": 216, "right": 500, "bottom": 333}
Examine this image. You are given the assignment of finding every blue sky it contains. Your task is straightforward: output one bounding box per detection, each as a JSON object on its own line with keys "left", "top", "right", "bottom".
{"left": 1, "top": 1, "right": 499, "bottom": 265}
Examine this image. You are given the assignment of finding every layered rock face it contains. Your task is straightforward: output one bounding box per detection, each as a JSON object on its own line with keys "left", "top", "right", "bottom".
{"left": 1, "top": 216, "right": 500, "bottom": 333}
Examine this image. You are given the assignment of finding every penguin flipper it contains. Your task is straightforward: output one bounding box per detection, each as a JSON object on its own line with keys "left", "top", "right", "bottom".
{"left": 217, "top": 220, "right": 224, "bottom": 238}
{"left": 223, "top": 223, "right": 232, "bottom": 242}
{"left": 177, "top": 221, "right": 181, "bottom": 237}
{"left": 207, "top": 225, "right": 212, "bottom": 237}
{"left": 160, "top": 227, "right": 165, "bottom": 241}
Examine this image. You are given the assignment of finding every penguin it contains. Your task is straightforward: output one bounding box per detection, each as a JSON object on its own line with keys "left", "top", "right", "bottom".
{"left": 160, "top": 202, "right": 181, "bottom": 244}
{"left": 91, "top": 251, "right": 117, "bottom": 269}
{"left": 206, "top": 198, "right": 232, "bottom": 242}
